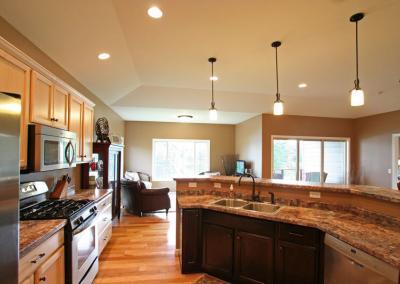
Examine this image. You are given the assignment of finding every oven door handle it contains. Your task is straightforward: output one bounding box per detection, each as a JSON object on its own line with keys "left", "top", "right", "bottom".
{"left": 73, "top": 212, "right": 98, "bottom": 235}
{"left": 65, "top": 140, "right": 75, "bottom": 166}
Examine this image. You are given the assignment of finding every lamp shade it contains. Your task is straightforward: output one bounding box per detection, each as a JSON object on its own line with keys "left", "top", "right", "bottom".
{"left": 273, "top": 101, "right": 284, "bottom": 116}
{"left": 351, "top": 89, "right": 364, "bottom": 106}
{"left": 209, "top": 108, "right": 218, "bottom": 120}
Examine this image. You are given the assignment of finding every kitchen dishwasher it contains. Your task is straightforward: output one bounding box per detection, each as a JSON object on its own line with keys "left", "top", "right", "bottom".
{"left": 324, "top": 234, "right": 399, "bottom": 284}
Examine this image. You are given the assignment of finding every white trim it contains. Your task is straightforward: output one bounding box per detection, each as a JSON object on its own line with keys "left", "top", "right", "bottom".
{"left": 0, "top": 35, "right": 95, "bottom": 107}
{"left": 392, "top": 134, "right": 400, "bottom": 189}
{"left": 271, "top": 135, "right": 351, "bottom": 184}
{"left": 152, "top": 138, "right": 211, "bottom": 181}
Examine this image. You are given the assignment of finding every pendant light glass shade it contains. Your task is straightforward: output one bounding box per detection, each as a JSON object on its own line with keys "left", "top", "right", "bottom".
{"left": 208, "top": 57, "right": 218, "bottom": 120}
{"left": 350, "top": 13, "right": 365, "bottom": 107}
{"left": 209, "top": 107, "right": 218, "bottom": 120}
{"left": 351, "top": 88, "right": 364, "bottom": 106}
{"left": 273, "top": 99, "right": 284, "bottom": 116}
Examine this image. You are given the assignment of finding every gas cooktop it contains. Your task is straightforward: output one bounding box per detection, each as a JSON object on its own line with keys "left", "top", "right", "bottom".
{"left": 20, "top": 199, "right": 94, "bottom": 220}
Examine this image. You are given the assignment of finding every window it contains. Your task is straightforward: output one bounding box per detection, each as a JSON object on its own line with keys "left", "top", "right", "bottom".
{"left": 272, "top": 136, "right": 349, "bottom": 184}
{"left": 152, "top": 139, "right": 210, "bottom": 181}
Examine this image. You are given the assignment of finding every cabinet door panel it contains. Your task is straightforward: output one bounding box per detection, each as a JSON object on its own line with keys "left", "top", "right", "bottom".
{"left": 34, "top": 246, "right": 64, "bottom": 284}
{"left": 52, "top": 85, "right": 68, "bottom": 129}
{"left": 82, "top": 104, "right": 93, "bottom": 161}
{"left": 30, "top": 71, "right": 52, "bottom": 126}
{"left": 202, "top": 223, "right": 233, "bottom": 280}
{"left": 182, "top": 209, "right": 202, "bottom": 273}
{"left": 235, "top": 231, "right": 274, "bottom": 284}
{"left": 276, "top": 240, "right": 318, "bottom": 284}
{"left": 68, "top": 94, "right": 83, "bottom": 160}
{"left": 0, "top": 49, "right": 30, "bottom": 168}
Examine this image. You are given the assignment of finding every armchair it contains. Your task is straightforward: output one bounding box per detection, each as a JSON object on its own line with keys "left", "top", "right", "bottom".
{"left": 121, "top": 179, "right": 171, "bottom": 216}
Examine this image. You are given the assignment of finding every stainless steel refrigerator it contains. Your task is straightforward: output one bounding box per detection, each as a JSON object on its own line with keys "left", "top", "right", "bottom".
{"left": 0, "top": 92, "right": 20, "bottom": 283}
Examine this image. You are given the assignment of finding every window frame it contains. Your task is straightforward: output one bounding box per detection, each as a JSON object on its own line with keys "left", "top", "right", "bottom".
{"left": 271, "top": 135, "right": 350, "bottom": 184}
{"left": 152, "top": 138, "right": 211, "bottom": 181}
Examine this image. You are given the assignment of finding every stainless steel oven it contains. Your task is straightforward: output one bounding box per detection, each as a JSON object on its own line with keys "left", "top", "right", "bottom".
{"left": 28, "top": 124, "right": 77, "bottom": 171}
{"left": 71, "top": 208, "right": 99, "bottom": 284}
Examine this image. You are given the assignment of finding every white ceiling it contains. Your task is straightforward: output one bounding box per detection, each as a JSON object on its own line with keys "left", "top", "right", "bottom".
{"left": 1, "top": 0, "right": 399, "bottom": 124}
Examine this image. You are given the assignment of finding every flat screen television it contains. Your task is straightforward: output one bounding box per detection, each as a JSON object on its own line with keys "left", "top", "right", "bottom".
{"left": 235, "top": 160, "right": 246, "bottom": 175}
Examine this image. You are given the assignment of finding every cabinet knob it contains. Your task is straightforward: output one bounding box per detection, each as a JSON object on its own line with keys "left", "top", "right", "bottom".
{"left": 39, "top": 276, "right": 46, "bottom": 282}
{"left": 236, "top": 236, "right": 240, "bottom": 240}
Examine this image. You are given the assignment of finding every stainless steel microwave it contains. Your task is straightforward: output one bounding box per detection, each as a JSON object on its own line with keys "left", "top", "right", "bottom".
{"left": 28, "top": 124, "right": 77, "bottom": 171}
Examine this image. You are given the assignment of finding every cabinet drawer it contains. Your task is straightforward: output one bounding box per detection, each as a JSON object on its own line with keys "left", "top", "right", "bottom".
{"left": 99, "top": 223, "right": 112, "bottom": 255}
{"left": 97, "top": 204, "right": 112, "bottom": 235}
{"left": 278, "top": 223, "right": 320, "bottom": 247}
{"left": 97, "top": 194, "right": 112, "bottom": 212}
{"left": 19, "top": 229, "right": 64, "bottom": 281}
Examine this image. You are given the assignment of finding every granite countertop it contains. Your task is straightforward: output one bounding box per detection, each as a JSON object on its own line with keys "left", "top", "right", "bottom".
{"left": 20, "top": 219, "right": 66, "bottom": 258}
{"left": 177, "top": 195, "right": 400, "bottom": 269}
{"left": 174, "top": 176, "right": 400, "bottom": 204}
{"left": 68, "top": 188, "right": 113, "bottom": 202}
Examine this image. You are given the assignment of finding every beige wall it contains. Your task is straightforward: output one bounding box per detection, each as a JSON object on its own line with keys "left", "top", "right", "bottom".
{"left": 124, "top": 121, "right": 235, "bottom": 189}
{"left": 262, "top": 114, "right": 354, "bottom": 179}
{"left": 0, "top": 16, "right": 125, "bottom": 137}
{"left": 235, "top": 115, "right": 262, "bottom": 177}
{"left": 353, "top": 110, "right": 400, "bottom": 188}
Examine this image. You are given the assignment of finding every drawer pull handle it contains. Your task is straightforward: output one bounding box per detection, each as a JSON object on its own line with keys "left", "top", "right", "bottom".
{"left": 39, "top": 276, "right": 46, "bottom": 282}
{"left": 31, "top": 253, "right": 45, "bottom": 264}
{"left": 103, "top": 217, "right": 108, "bottom": 221}
{"left": 102, "top": 203, "right": 106, "bottom": 206}
{"left": 288, "top": 232, "right": 304, "bottom": 238}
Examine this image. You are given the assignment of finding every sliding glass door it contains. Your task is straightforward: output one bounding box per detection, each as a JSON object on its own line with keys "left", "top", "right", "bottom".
{"left": 272, "top": 137, "right": 349, "bottom": 184}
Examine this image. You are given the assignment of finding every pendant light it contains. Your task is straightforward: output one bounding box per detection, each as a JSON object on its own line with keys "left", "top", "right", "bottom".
{"left": 350, "top": 12, "right": 365, "bottom": 106}
{"left": 271, "top": 41, "right": 284, "bottom": 115}
{"left": 208, "top": 57, "right": 218, "bottom": 120}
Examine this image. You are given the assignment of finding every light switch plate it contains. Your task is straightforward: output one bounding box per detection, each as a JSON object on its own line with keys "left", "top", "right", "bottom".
{"left": 214, "top": 183, "right": 221, "bottom": 188}
{"left": 188, "top": 182, "right": 197, "bottom": 188}
{"left": 309, "top": 191, "right": 321, "bottom": 199}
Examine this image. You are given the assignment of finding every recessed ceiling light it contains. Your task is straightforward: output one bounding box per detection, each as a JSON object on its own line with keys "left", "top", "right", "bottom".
{"left": 209, "top": 76, "right": 218, "bottom": 81}
{"left": 147, "top": 6, "right": 163, "bottom": 19}
{"left": 298, "top": 83, "right": 307, "bottom": 88}
{"left": 98, "top": 53, "right": 110, "bottom": 60}
{"left": 177, "top": 114, "right": 193, "bottom": 120}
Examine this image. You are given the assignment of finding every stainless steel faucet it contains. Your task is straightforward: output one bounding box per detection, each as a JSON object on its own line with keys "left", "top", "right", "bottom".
{"left": 238, "top": 174, "right": 261, "bottom": 202}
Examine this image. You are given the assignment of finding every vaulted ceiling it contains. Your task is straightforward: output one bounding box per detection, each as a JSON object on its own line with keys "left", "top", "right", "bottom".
{"left": 1, "top": 0, "right": 399, "bottom": 124}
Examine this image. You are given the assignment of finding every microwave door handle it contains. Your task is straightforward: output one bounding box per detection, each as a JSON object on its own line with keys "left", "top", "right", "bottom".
{"left": 65, "top": 141, "right": 74, "bottom": 165}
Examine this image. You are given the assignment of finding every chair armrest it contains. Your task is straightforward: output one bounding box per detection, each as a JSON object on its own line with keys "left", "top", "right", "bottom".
{"left": 140, "top": 187, "right": 170, "bottom": 195}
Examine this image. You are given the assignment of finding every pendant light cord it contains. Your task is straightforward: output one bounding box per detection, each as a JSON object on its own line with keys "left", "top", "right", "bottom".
{"left": 275, "top": 46, "right": 280, "bottom": 99}
{"left": 355, "top": 20, "right": 360, "bottom": 89}
{"left": 211, "top": 61, "right": 215, "bottom": 107}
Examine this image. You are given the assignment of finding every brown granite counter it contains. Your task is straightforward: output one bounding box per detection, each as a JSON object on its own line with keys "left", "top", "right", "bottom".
{"left": 177, "top": 195, "right": 400, "bottom": 269}
{"left": 175, "top": 176, "right": 400, "bottom": 204}
{"left": 68, "top": 188, "right": 112, "bottom": 202}
{"left": 20, "top": 219, "right": 66, "bottom": 258}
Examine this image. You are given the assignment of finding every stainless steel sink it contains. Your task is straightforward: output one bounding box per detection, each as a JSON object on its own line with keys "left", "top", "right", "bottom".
{"left": 212, "top": 199, "right": 249, "bottom": 208}
{"left": 242, "top": 202, "right": 281, "bottom": 214}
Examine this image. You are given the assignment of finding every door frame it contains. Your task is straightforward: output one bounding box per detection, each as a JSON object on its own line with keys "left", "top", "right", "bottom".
{"left": 392, "top": 133, "right": 400, "bottom": 189}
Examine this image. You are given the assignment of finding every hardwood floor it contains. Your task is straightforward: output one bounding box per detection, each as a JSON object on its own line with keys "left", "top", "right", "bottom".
{"left": 94, "top": 211, "right": 204, "bottom": 284}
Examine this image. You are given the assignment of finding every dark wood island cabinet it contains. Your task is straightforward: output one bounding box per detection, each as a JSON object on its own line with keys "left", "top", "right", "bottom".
{"left": 180, "top": 208, "right": 323, "bottom": 284}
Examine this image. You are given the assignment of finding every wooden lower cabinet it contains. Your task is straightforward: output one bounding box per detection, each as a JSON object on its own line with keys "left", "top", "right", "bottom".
{"left": 202, "top": 223, "right": 234, "bottom": 280}
{"left": 235, "top": 231, "right": 274, "bottom": 284}
{"left": 34, "top": 246, "right": 64, "bottom": 284}
{"left": 181, "top": 209, "right": 202, "bottom": 273}
{"left": 275, "top": 240, "right": 318, "bottom": 284}
{"left": 181, "top": 209, "right": 322, "bottom": 284}
{"left": 20, "top": 275, "right": 34, "bottom": 284}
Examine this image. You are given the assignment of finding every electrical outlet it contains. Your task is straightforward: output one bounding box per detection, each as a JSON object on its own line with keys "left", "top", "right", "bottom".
{"left": 309, "top": 191, "right": 321, "bottom": 199}
{"left": 188, "top": 182, "right": 197, "bottom": 188}
{"left": 214, "top": 183, "right": 221, "bottom": 188}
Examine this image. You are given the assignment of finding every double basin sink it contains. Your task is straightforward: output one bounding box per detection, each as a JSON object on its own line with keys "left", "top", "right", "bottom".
{"left": 212, "top": 198, "right": 281, "bottom": 214}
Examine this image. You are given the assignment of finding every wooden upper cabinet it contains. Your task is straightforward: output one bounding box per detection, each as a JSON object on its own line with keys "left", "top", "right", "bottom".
{"left": 30, "top": 71, "right": 53, "bottom": 126}
{"left": 52, "top": 85, "right": 69, "bottom": 130}
{"left": 83, "top": 103, "right": 94, "bottom": 161}
{"left": 34, "top": 246, "right": 65, "bottom": 284}
{"left": 68, "top": 94, "right": 84, "bottom": 161}
{"left": 0, "top": 49, "right": 31, "bottom": 169}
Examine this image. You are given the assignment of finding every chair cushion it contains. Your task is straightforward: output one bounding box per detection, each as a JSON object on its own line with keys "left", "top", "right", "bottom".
{"left": 125, "top": 171, "right": 140, "bottom": 181}
{"left": 142, "top": 181, "right": 152, "bottom": 189}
